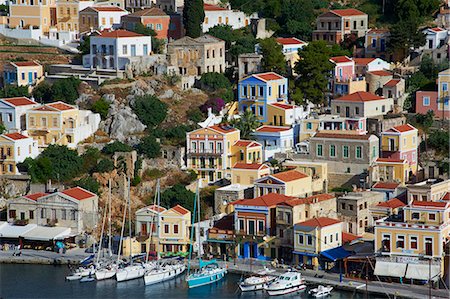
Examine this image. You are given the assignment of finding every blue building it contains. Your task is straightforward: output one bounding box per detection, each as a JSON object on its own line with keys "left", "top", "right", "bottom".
{"left": 253, "top": 125, "right": 295, "bottom": 160}
{"left": 237, "top": 72, "right": 288, "bottom": 123}
{"left": 3, "top": 61, "right": 43, "bottom": 87}
{"left": 0, "top": 97, "right": 38, "bottom": 131}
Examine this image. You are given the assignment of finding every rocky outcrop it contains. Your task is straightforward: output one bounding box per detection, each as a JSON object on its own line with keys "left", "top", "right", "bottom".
{"left": 125, "top": 55, "right": 168, "bottom": 79}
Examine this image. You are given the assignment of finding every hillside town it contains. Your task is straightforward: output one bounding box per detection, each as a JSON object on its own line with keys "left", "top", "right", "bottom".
{"left": 0, "top": 0, "right": 449, "bottom": 297}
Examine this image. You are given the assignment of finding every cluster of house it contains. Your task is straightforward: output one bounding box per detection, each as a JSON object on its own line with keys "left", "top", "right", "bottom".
{"left": 0, "top": 96, "right": 100, "bottom": 175}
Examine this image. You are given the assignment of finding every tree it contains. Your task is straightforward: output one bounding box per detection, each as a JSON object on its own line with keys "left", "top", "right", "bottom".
{"left": 415, "top": 110, "right": 434, "bottom": 151}
{"left": 428, "top": 130, "right": 449, "bottom": 155}
{"left": 198, "top": 72, "right": 233, "bottom": 101}
{"left": 136, "top": 135, "right": 161, "bottom": 159}
{"left": 32, "top": 77, "right": 81, "bottom": 104}
{"left": 91, "top": 98, "right": 110, "bottom": 119}
{"left": 0, "top": 123, "right": 6, "bottom": 135}
{"left": 74, "top": 176, "right": 100, "bottom": 195}
{"left": 230, "top": 108, "right": 260, "bottom": 139}
{"left": 132, "top": 95, "right": 168, "bottom": 128}
{"left": 0, "top": 84, "right": 29, "bottom": 98}
{"left": 32, "top": 82, "right": 52, "bottom": 102}
{"left": 295, "top": 41, "right": 333, "bottom": 105}
{"left": 183, "top": 0, "right": 205, "bottom": 38}
{"left": 208, "top": 25, "right": 257, "bottom": 63}
{"left": 160, "top": 184, "right": 197, "bottom": 213}
{"left": 259, "top": 38, "right": 286, "bottom": 75}
{"left": 19, "top": 157, "right": 53, "bottom": 183}
{"left": 40, "top": 145, "right": 83, "bottom": 182}
{"left": 200, "top": 98, "right": 225, "bottom": 114}
{"left": 78, "top": 36, "right": 90, "bottom": 55}
{"left": 102, "top": 141, "right": 133, "bottom": 155}
{"left": 93, "top": 159, "right": 115, "bottom": 173}
{"left": 81, "top": 146, "right": 101, "bottom": 173}
{"left": 277, "top": 0, "right": 315, "bottom": 40}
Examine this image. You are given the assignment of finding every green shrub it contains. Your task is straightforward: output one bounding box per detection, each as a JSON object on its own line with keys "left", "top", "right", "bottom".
{"left": 91, "top": 98, "right": 110, "bottom": 119}
{"left": 136, "top": 135, "right": 161, "bottom": 159}
{"left": 102, "top": 141, "right": 132, "bottom": 155}
{"left": 74, "top": 176, "right": 100, "bottom": 195}
{"left": 132, "top": 95, "right": 168, "bottom": 128}
{"left": 94, "top": 159, "right": 115, "bottom": 173}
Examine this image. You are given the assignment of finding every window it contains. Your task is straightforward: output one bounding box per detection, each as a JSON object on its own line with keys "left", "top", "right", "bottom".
{"left": 307, "top": 235, "right": 312, "bottom": 245}
{"left": 382, "top": 105, "right": 385, "bottom": 113}
{"left": 372, "top": 38, "right": 376, "bottom": 47}
{"left": 21, "top": 73, "right": 25, "bottom": 80}
{"left": 336, "top": 106, "right": 340, "bottom": 113}
{"left": 71, "top": 210, "right": 76, "bottom": 220}
{"left": 306, "top": 122, "right": 312, "bottom": 130}
{"left": 164, "top": 224, "right": 169, "bottom": 234}
{"left": 259, "top": 106, "right": 263, "bottom": 116}
{"left": 109, "top": 17, "right": 113, "bottom": 25}
{"left": 396, "top": 235, "right": 405, "bottom": 249}
{"left": 343, "top": 145, "right": 349, "bottom": 158}
{"left": 324, "top": 236, "right": 327, "bottom": 244}
{"left": 62, "top": 209, "right": 66, "bottom": 220}
{"left": 101, "top": 17, "right": 105, "bottom": 25}
{"left": 429, "top": 213, "right": 436, "bottom": 220}
{"left": 359, "top": 220, "right": 363, "bottom": 227}
{"left": 122, "top": 45, "right": 127, "bottom": 55}
{"left": 410, "top": 236, "right": 418, "bottom": 249}
{"left": 443, "top": 83, "right": 448, "bottom": 91}
{"left": 156, "top": 23, "right": 162, "bottom": 31}
{"left": 356, "top": 146, "right": 362, "bottom": 159}
{"left": 239, "top": 218, "right": 244, "bottom": 231}
{"left": 298, "top": 234, "right": 304, "bottom": 244}
{"left": 258, "top": 220, "right": 264, "bottom": 232}
{"left": 317, "top": 144, "right": 323, "bottom": 157}
{"left": 330, "top": 234, "right": 333, "bottom": 243}
{"left": 330, "top": 145, "right": 336, "bottom": 157}
{"left": 130, "top": 45, "right": 136, "bottom": 56}
{"left": 341, "top": 202, "right": 345, "bottom": 210}
{"left": 355, "top": 107, "right": 360, "bottom": 115}
{"left": 259, "top": 86, "right": 264, "bottom": 96}
{"left": 349, "top": 205, "right": 353, "bottom": 211}
{"left": 29, "top": 210, "right": 34, "bottom": 219}
{"left": 412, "top": 212, "right": 420, "bottom": 220}
{"left": 143, "top": 44, "right": 148, "bottom": 55}
{"left": 174, "top": 224, "right": 179, "bottom": 234}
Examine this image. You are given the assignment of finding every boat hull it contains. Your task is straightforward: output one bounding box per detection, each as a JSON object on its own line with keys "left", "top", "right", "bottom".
{"left": 239, "top": 282, "right": 265, "bottom": 292}
{"left": 187, "top": 269, "right": 227, "bottom": 288}
{"left": 266, "top": 284, "right": 306, "bottom": 296}
{"left": 95, "top": 269, "right": 116, "bottom": 281}
{"left": 116, "top": 266, "right": 146, "bottom": 282}
{"left": 144, "top": 264, "right": 186, "bottom": 285}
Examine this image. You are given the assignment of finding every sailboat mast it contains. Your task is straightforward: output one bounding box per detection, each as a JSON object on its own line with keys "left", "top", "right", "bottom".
{"left": 97, "top": 196, "right": 108, "bottom": 264}
{"left": 187, "top": 180, "right": 199, "bottom": 276}
{"left": 108, "top": 179, "right": 112, "bottom": 257}
{"left": 156, "top": 179, "right": 161, "bottom": 260}
{"left": 197, "top": 181, "right": 201, "bottom": 257}
{"left": 128, "top": 177, "right": 132, "bottom": 261}
{"left": 117, "top": 179, "right": 128, "bottom": 264}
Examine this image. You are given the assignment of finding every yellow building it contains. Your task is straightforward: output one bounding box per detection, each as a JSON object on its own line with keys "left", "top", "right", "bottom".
{"left": 374, "top": 200, "right": 450, "bottom": 281}
{"left": 230, "top": 162, "right": 270, "bottom": 185}
{"left": 374, "top": 157, "right": 409, "bottom": 185}
{"left": 56, "top": 0, "right": 94, "bottom": 32}
{"left": 254, "top": 169, "right": 313, "bottom": 197}
{"left": 8, "top": 0, "right": 56, "bottom": 33}
{"left": 369, "top": 197, "right": 405, "bottom": 221}
{"left": 0, "top": 132, "right": 39, "bottom": 174}
{"left": 3, "top": 61, "right": 44, "bottom": 87}
{"left": 26, "top": 101, "right": 100, "bottom": 149}
{"left": 186, "top": 125, "right": 262, "bottom": 185}
{"left": 266, "top": 102, "right": 301, "bottom": 126}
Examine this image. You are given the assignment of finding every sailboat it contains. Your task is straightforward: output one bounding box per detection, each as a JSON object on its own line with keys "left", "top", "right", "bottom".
{"left": 116, "top": 177, "right": 154, "bottom": 282}
{"left": 186, "top": 181, "right": 227, "bottom": 288}
{"left": 144, "top": 180, "right": 186, "bottom": 285}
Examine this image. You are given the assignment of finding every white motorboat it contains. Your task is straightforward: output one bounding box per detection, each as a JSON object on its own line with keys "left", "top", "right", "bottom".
{"left": 65, "top": 274, "right": 82, "bottom": 281}
{"left": 264, "top": 271, "right": 306, "bottom": 296}
{"left": 144, "top": 262, "right": 186, "bottom": 285}
{"left": 66, "top": 265, "right": 95, "bottom": 280}
{"left": 239, "top": 274, "right": 277, "bottom": 292}
{"left": 309, "top": 285, "right": 333, "bottom": 297}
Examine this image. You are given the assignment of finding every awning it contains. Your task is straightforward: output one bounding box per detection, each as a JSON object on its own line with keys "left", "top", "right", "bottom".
{"left": 374, "top": 261, "right": 407, "bottom": 277}
{"left": 405, "top": 263, "right": 441, "bottom": 281}
{"left": 21, "top": 226, "right": 72, "bottom": 241}
{"left": 292, "top": 251, "right": 318, "bottom": 257}
{"left": 206, "top": 239, "right": 235, "bottom": 244}
{"left": 320, "top": 247, "right": 351, "bottom": 261}
{"left": 0, "top": 223, "right": 37, "bottom": 239}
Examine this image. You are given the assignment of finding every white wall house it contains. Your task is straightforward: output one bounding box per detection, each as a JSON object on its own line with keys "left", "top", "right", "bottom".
{"left": 354, "top": 57, "right": 390, "bottom": 76}
{"left": 276, "top": 37, "right": 307, "bottom": 54}
{"left": 422, "top": 27, "right": 449, "bottom": 49}
{"left": 83, "top": 29, "right": 152, "bottom": 70}
{"left": 202, "top": 3, "right": 253, "bottom": 32}
{"left": 0, "top": 133, "right": 39, "bottom": 174}
{"left": 0, "top": 97, "right": 38, "bottom": 132}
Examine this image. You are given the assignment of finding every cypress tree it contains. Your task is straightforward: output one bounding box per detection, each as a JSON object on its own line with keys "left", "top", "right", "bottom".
{"left": 183, "top": 0, "right": 205, "bottom": 38}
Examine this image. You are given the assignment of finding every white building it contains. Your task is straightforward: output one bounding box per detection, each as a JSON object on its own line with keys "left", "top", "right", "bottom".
{"left": 353, "top": 57, "right": 390, "bottom": 76}
{"left": 422, "top": 27, "right": 448, "bottom": 50}
{"left": 79, "top": 6, "right": 129, "bottom": 32}
{"left": 83, "top": 29, "right": 152, "bottom": 70}
{"left": 276, "top": 37, "right": 307, "bottom": 54}
{"left": 0, "top": 132, "right": 39, "bottom": 174}
{"left": 0, "top": 97, "right": 38, "bottom": 132}
{"left": 202, "top": 3, "right": 253, "bottom": 32}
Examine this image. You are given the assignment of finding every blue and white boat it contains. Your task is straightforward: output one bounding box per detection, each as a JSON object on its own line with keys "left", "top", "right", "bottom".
{"left": 186, "top": 259, "right": 227, "bottom": 288}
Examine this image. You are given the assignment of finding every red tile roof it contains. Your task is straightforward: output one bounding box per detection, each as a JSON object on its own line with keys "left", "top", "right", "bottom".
{"left": 171, "top": 204, "right": 190, "bottom": 215}
{"left": 276, "top": 37, "right": 306, "bottom": 45}
{"left": 368, "top": 70, "right": 392, "bottom": 76}
{"left": 233, "top": 163, "right": 269, "bottom": 170}
{"left": 284, "top": 193, "right": 335, "bottom": 206}
{"left": 48, "top": 102, "right": 75, "bottom": 111}
{"left": 91, "top": 6, "right": 126, "bottom": 12}
{"left": 62, "top": 187, "right": 96, "bottom": 200}
{"left": 11, "top": 61, "right": 40, "bottom": 67}
{"left": 376, "top": 157, "right": 405, "bottom": 163}
{"left": 146, "top": 204, "right": 166, "bottom": 213}
{"left": 127, "top": 7, "right": 167, "bottom": 17}
{"left": 233, "top": 140, "right": 261, "bottom": 147}
{"left": 296, "top": 217, "right": 341, "bottom": 228}
{"left": 372, "top": 182, "right": 400, "bottom": 190}
{"left": 3, "top": 133, "right": 29, "bottom": 141}
{"left": 331, "top": 8, "right": 366, "bottom": 16}
{"left": 209, "top": 124, "right": 237, "bottom": 134}
{"left": 203, "top": 3, "right": 227, "bottom": 10}
{"left": 389, "top": 124, "right": 417, "bottom": 133}
{"left": 272, "top": 170, "right": 308, "bottom": 182}
{"left": 233, "top": 193, "right": 295, "bottom": 207}
{"left": 254, "top": 72, "right": 284, "bottom": 81}
{"left": 255, "top": 125, "right": 291, "bottom": 133}
{"left": 411, "top": 201, "right": 448, "bottom": 208}
{"left": 376, "top": 198, "right": 405, "bottom": 209}
{"left": 313, "top": 132, "right": 371, "bottom": 140}
{"left": 98, "top": 29, "right": 145, "bottom": 38}
{"left": 443, "top": 192, "right": 450, "bottom": 201}
{"left": 368, "top": 28, "right": 389, "bottom": 34}
{"left": 334, "top": 91, "right": 384, "bottom": 102}
{"left": 330, "top": 56, "right": 352, "bottom": 63}
{"left": 342, "top": 232, "right": 360, "bottom": 243}
{"left": 384, "top": 79, "right": 401, "bottom": 87}
{"left": 270, "top": 103, "right": 295, "bottom": 110}
{"left": 430, "top": 27, "right": 444, "bottom": 32}
{"left": 353, "top": 58, "right": 376, "bottom": 65}
{"left": 24, "top": 192, "right": 48, "bottom": 201}
{"left": 2, "top": 97, "right": 36, "bottom": 106}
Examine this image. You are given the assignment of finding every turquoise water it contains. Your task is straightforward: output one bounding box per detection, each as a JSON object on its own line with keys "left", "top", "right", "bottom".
{"left": 0, "top": 264, "right": 380, "bottom": 298}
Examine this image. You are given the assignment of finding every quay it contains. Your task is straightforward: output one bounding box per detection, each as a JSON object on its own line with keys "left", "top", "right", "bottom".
{"left": 0, "top": 248, "right": 92, "bottom": 265}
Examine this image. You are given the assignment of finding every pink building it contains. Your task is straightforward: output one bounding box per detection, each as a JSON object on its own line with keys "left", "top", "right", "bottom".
{"left": 329, "top": 56, "right": 365, "bottom": 97}
{"left": 330, "top": 56, "right": 354, "bottom": 80}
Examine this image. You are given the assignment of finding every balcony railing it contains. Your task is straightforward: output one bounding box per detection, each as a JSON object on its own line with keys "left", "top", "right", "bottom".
{"left": 188, "top": 149, "right": 223, "bottom": 156}
{"left": 381, "top": 145, "right": 399, "bottom": 152}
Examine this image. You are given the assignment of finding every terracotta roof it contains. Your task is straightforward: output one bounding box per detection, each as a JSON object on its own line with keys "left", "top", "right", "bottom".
{"left": 2, "top": 97, "right": 36, "bottom": 106}
{"left": 24, "top": 192, "right": 48, "bottom": 201}
{"left": 411, "top": 201, "right": 448, "bottom": 208}
{"left": 233, "top": 163, "right": 269, "bottom": 170}
{"left": 276, "top": 37, "right": 306, "bottom": 45}
{"left": 368, "top": 70, "right": 392, "bottom": 76}
{"left": 203, "top": 3, "right": 227, "bottom": 10}
{"left": 331, "top": 8, "right": 366, "bottom": 16}
{"left": 368, "top": 28, "right": 389, "bottom": 34}
{"left": 270, "top": 103, "right": 296, "bottom": 110}
{"left": 253, "top": 72, "right": 284, "bottom": 81}
{"left": 330, "top": 56, "right": 352, "bottom": 63}
{"left": 91, "top": 6, "right": 126, "bottom": 12}
{"left": 296, "top": 217, "right": 341, "bottom": 228}
{"left": 284, "top": 193, "right": 335, "bottom": 206}
{"left": 255, "top": 125, "right": 291, "bottom": 133}
{"left": 388, "top": 124, "right": 417, "bottom": 133}
{"left": 3, "top": 133, "right": 29, "bottom": 141}
{"left": 342, "top": 232, "right": 360, "bottom": 243}
{"left": 313, "top": 132, "right": 371, "bottom": 140}
{"left": 11, "top": 61, "right": 41, "bottom": 67}
{"left": 353, "top": 58, "right": 376, "bottom": 65}
{"left": 430, "top": 27, "right": 444, "bottom": 32}
{"left": 376, "top": 198, "right": 405, "bottom": 209}
{"left": 146, "top": 204, "right": 166, "bottom": 213}
{"left": 233, "top": 140, "right": 261, "bottom": 147}
{"left": 127, "top": 7, "right": 167, "bottom": 17}
{"left": 334, "top": 91, "right": 384, "bottom": 102}
{"left": 376, "top": 157, "right": 405, "bottom": 163}
{"left": 209, "top": 124, "right": 237, "bottom": 134}
{"left": 443, "top": 192, "right": 450, "bottom": 201}
{"left": 372, "top": 182, "right": 400, "bottom": 190}
{"left": 384, "top": 79, "right": 401, "bottom": 87}
{"left": 47, "top": 102, "right": 75, "bottom": 111}
{"left": 61, "top": 187, "right": 96, "bottom": 200}
{"left": 171, "top": 204, "right": 190, "bottom": 215}
{"left": 98, "top": 29, "right": 145, "bottom": 38}
{"left": 233, "top": 193, "right": 295, "bottom": 207}
{"left": 272, "top": 170, "right": 308, "bottom": 182}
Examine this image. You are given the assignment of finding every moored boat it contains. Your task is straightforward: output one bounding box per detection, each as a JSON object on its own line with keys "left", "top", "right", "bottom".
{"left": 264, "top": 271, "right": 306, "bottom": 296}
{"left": 309, "top": 285, "right": 333, "bottom": 297}
{"left": 239, "top": 274, "right": 277, "bottom": 292}
{"left": 144, "top": 261, "right": 186, "bottom": 285}
{"left": 186, "top": 260, "right": 227, "bottom": 288}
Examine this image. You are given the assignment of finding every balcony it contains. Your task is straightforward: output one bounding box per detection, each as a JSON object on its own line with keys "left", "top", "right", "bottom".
{"left": 0, "top": 154, "right": 8, "bottom": 161}
{"left": 187, "top": 149, "right": 223, "bottom": 156}
{"left": 381, "top": 145, "right": 399, "bottom": 152}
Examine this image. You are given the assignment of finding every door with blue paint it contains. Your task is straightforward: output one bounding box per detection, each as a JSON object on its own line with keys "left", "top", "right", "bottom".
{"left": 28, "top": 72, "right": 33, "bottom": 85}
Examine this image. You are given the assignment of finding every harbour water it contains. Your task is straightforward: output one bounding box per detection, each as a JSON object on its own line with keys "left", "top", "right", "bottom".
{"left": 0, "top": 264, "right": 381, "bottom": 298}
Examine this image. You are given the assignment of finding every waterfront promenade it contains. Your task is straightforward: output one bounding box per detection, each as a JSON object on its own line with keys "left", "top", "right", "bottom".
{"left": 0, "top": 248, "right": 92, "bottom": 265}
